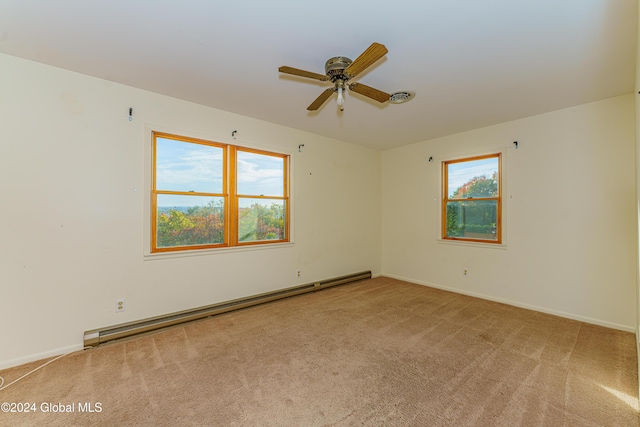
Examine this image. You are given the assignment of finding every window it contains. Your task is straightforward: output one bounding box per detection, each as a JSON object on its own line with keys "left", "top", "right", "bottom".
{"left": 151, "top": 132, "right": 289, "bottom": 253}
{"left": 442, "top": 153, "right": 501, "bottom": 244}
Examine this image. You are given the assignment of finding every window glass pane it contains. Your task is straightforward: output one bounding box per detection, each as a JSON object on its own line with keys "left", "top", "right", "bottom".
{"left": 238, "top": 198, "right": 286, "bottom": 242}
{"left": 445, "top": 200, "right": 497, "bottom": 240}
{"left": 156, "top": 194, "right": 224, "bottom": 248}
{"left": 448, "top": 157, "right": 498, "bottom": 198}
{"left": 156, "top": 137, "right": 223, "bottom": 193}
{"left": 237, "top": 151, "right": 284, "bottom": 196}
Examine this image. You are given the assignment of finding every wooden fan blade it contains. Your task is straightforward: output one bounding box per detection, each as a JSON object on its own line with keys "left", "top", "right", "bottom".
{"left": 348, "top": 82, "right": 390, "bottom": 103}
{"left": 345, "top": 42, "right": 388, "bottom": 77}
{"left": 307, "top": 88, "right": 335, "bottom": 111}
{"left": 279, "top": 66, "right": 328, "bottom": 81}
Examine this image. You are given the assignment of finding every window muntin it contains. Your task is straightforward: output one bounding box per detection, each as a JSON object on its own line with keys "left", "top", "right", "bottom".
{"left": 152, "top": 132, "right": 289, "bottom": 253}
{"left": 442, "top": 154, "right": 501, "bottom": 244}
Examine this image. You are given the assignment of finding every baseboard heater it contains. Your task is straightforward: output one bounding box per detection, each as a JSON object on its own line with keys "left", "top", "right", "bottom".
{"left": 84, "top": 270, "right": 371, "bottom": 348}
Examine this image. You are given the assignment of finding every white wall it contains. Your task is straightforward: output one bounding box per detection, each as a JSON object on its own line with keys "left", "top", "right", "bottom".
{"left": 0, "top": 53, "right": 382, "bottom": 369}
{"left": 382, "top": 95, "right": 637, "bottom": 330}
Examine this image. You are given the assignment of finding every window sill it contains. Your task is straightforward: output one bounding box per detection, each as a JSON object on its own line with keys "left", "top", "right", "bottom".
{"left": 436, "top": 238, "right": 507, "bottom": 250}
{"left": 143, "top": 241, "right": 295, "bottom": 261}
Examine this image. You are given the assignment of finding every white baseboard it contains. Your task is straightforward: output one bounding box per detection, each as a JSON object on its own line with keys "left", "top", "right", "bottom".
{"left": 0, "top": 344, "right": 85, "bottom": 371}
{"left": 383, "top": 273, "right": 635, "bottom": 333}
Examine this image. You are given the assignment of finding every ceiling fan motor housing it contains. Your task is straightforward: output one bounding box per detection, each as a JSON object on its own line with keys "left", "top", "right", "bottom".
{"left": 325, "top": 56, "right": 353, "bottom": 81}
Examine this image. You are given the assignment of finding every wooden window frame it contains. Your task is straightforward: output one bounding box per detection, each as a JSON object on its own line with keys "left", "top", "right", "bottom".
{"left": 442, "top": 153, "right": 502, "bottom": 244}
{"left": 151, "top": 132, "right": 290, "bottom": 253}
{"left": 231, "top": 145, "right": 290, "bottom": 247}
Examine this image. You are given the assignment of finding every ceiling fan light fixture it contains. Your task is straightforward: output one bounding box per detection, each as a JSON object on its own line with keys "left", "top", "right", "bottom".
{"left": 389, "top": 91, "right": 414, "bottom": 104}
{"left": 336, "top": 79, "right": 346, "bottom": 111}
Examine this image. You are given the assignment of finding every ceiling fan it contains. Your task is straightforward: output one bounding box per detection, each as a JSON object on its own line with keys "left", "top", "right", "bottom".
{"left": 279, "top": 42, "right": 391, "bottom": 112}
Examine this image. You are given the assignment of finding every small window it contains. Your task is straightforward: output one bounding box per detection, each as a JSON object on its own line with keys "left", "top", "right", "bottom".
{"left": 442, "top": 153, "right": 501, "bottom": 244}
{"left": 151, "top": 132, "right": 289, "bottom": 253}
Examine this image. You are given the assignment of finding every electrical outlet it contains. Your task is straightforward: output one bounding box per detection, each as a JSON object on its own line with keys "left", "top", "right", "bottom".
{"left": 115, "top": 298, "right": 125, "bottom": 313}
{"left": 296, "top": 270, "right": 301, "bottom": 278}
{"left": 463, "top": 268, "right": 468, "bottom": 277}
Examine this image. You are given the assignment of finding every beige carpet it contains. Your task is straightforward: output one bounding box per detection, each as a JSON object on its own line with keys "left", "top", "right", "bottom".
{"left": 0, "top": 277, "right": 638, "bottom": 426}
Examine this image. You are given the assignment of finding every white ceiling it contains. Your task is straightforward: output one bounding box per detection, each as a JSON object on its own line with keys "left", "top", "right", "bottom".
{"left": 0, "top": 0, "right": 636, "bottom": 150}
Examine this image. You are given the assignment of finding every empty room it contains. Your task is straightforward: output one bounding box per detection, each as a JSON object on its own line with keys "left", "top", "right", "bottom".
{"left": 0, "top": 1, "right": 639, "bottom": 425}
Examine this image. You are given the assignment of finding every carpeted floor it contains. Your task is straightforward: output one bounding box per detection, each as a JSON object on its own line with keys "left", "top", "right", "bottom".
{"left": 0, "top": 277, "right": 638, "bottom": 426}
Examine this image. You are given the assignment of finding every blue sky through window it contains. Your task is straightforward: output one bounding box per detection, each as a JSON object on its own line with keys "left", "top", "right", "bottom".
{"left": 447, "top": 157, "right": 498, "bottom": 198}
{"left": 156, "top": 137, "right": 223, "bottom": 196}
{"left": 237, "top": 151, "right": 284, "bottom": 196}
{"left": 156, "top": 137, "right": 285, "bottom": 207}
